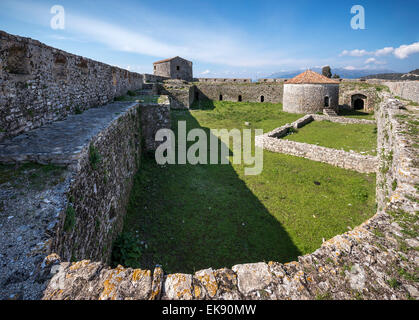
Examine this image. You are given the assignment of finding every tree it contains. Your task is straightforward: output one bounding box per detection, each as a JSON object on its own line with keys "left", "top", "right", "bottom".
{"left": 332, "top": 74, "right": 340, "bottom": 79}
{"left": 322, "top": 66, "right": 332, "bottom": 78}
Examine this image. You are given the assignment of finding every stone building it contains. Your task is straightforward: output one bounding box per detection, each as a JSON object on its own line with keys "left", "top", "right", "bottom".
{"left": 153, "top": 56, "right": 193, "bottom": 81}
{"left": 283, "top": 70, "right": 340, "bottom": 114}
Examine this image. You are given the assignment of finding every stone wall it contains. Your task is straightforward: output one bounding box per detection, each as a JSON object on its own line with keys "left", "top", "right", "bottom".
{"left": 158, "top": 81, "right": 195, "bottom": 109}
{"left": 375, "top": 94, "right": 418, "bottom": 210}
{"left": 52, "top": 103, "right": 142, "bottom": 263}
{"left": 140, "top": 97, "right": 171, "bottom": 152}
{"left": 195, "top": 82, "right": 283, "bottom": 103}
{"left": 195, "top": 78, "right": 252, "bottom": 83}
{"left": 143, "top": 74, "right": 169, "bottom": 83}
{"left": 0, "top": 31, "right": 143, "bottom": 142}
{"left": 0, "top": 101, "right": 146, "bottom": 299}
{"left": 254, "top": 117, "right": 377, "bottom": 174}
{"left": 339, "top": 82, "right": 383, "bottom": 112}
{"left": 257, "top": 78, "right": 286, "bottom": 83}
{"left": 43, "top": 95, "right": 419, "bottom": 300}
{"left": 283, "top": 83, "right": 339, "bottom": 113}
{"left": 383, "top": 81, "right": 419, "bottom": 103}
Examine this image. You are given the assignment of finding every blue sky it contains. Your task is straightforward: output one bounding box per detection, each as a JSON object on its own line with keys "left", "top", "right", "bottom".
{"left": 1, "top": 0, "right": 418, "bottom": 78}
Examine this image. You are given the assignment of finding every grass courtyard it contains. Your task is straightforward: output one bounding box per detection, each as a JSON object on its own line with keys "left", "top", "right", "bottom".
{"left": 284, "top": 120, "right": 378, "bottom": 155}
{"left": 112, "top": 100, "right": 377, "bottom": 273}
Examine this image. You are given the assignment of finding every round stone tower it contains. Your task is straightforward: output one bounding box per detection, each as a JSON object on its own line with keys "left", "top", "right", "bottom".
{"left": 283, "top": 70, "right": 340, "bottom": 114}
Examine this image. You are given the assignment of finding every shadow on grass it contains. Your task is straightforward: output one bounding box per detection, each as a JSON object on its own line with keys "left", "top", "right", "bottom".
{"left": 113, "top": 105, "right": 302, "bottom": 274}
{"left": 338, "top": 109, "right": 373, "bottom": 117}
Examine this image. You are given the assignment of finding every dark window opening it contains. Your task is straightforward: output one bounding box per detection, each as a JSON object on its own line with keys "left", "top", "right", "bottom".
{"left": 194, "top": 91, "right": 199, "bottom": 101}
{"left": 7, "top": 45, "right": 30, "bottom": 75}
{"left": 324, "top": 96, "right": 329, "bottom": 107}
{"left": 154, "top": 65, "right": 156, "bottom": 70}
{"left": 354, "top": 99, "right": 364, "bottom": 110}
{"left": 176, "top": 66, "right": 180, "bottom": 71}
{"left": 219, "top": 94, "right": 223, "bottom": 101}
{"left": 238, "top": 95, "right": 242, "bottom": 102}
{"left": 260, "top": 96, "right": 265, "bottom": 103}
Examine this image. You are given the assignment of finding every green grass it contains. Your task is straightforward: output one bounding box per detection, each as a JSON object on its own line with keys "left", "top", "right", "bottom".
{"left": 114, "top": 101, "right": 376, "bottom": 273}
{"left": 284, "top": 121, "right": 377, "bottom": 155}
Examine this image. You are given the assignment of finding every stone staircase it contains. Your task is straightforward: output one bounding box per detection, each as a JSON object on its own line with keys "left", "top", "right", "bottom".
{"left": 323, "top": 108, "right": 339, "bottom": 117}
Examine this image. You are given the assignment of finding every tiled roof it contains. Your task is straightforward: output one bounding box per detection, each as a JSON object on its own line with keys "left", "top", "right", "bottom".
{"left": 286, "top": 70, "right": 340, "bottom": 84}
{"left": 153, "top": 56, "right": 181, "bottom": 64}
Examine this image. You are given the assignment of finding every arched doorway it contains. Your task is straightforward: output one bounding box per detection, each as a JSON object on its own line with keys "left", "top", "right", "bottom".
{"left": 238, "top": 95, "right": 242, "bottom": 102}
{"left": 324, "top": 96, "right": 329, "bottom": 108}
{"left": 260, "top": 96, "right": 265, "bottom": 102}
{"left": 219, "top": 94, "right": 223, "bottom": 101}
{"left": 351, "top": 94, "right": 367, "bottom": 110}
{"left": 354, "top": 99, "right": 364, "bottom": 110}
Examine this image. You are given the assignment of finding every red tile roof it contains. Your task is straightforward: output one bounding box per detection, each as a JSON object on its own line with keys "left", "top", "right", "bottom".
{"left": 153, "top": 56, "right": 181, "bottom": 65}
{"left": 286, "top": 70, "right": 339, "bottom": 84}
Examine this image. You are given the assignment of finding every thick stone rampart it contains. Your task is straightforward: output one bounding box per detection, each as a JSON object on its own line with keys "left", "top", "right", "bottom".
{"left": 384, "top": 81, "right": 419, "bottom": 103}
{"left": 0, "top": 31, "right": 143, "bottom": 142}
{"left": 195, "top": 82, "right": 283, "bottom": 103}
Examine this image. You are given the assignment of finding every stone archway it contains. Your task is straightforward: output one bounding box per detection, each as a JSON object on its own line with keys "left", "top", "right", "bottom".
{"left": 351, "top": 94, "right": 367, "bottom": 110}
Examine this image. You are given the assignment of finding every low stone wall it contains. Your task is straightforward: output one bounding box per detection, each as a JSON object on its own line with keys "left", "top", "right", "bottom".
{"left": 255, "top": 114, "right": 377, "bottom": 173}
{"left": 384, "top": 81, "right": 419, "bottom": 103}
{"left": 255, "top": 134, "right": 377, "bottom": 173}
{"left": 312, "top": 114, "right": 376, "bottom": 125}
{"left": 195, "top": 82, "right": 283, "bottom": 103}
{"left": 0, "top": 31, "right": 143, "bottom": 142}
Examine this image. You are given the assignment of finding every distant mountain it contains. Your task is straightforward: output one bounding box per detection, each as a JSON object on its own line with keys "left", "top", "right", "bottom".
{"left": 268, "top": 67, "right": 397, "bottom": 79}
{"left": 360, "top": 69, "right": 419, "bottom": 80}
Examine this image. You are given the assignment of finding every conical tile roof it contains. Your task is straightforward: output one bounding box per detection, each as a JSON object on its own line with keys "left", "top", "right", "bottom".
{"left": 286, "top": 70, "right": 339, "bottom": 84}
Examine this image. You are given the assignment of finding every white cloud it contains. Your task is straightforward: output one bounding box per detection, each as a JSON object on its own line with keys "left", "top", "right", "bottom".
{"left": 394, "top": 42, "right": 419, "bottom": 59}
{"left": 1, "top": 0, "right": 318, "bottom": 69}
{"left": 364, "top": 57, "right": 386, "bottom": 65}
{"left": 365, "top": 58, "right": 376, "bottom": 64}
{"left": 341, "top": 42, "right": 419, "bottom": 60}
{"left": 340, "top": 49, "right": 371, "bottom": 57}
{"left": 344, "top": 66, "right": 356, "bottom": 70}
{"left": 375, "top": 47, "right": 394, "bottom": 56}
{"left": 200, "top": 70, "right": 211, "bottom": 75}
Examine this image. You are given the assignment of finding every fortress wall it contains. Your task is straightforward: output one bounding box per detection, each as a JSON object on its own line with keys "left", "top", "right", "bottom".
{"left": 52, "top": 103, "right": 142, "bottom": 263}
{"left": 283, "top": 84, "right": 339, "bottom": 113}
{"left": 257, "top": 78, "right": 286, "bottom": 83}
{"left": 195, "top": 82, "right": 284, "bottom": 103}
{"left": 195, "top": 78, "right": 252, "bottom": 83}
{"left": 0, "top": 31, "right": 144, "bottom": 142}
{"left": 383, "top": 81, "right": 419, "bottom": 103}
{"left": 375, "top": 95, "right": 418, "bottom": 211}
